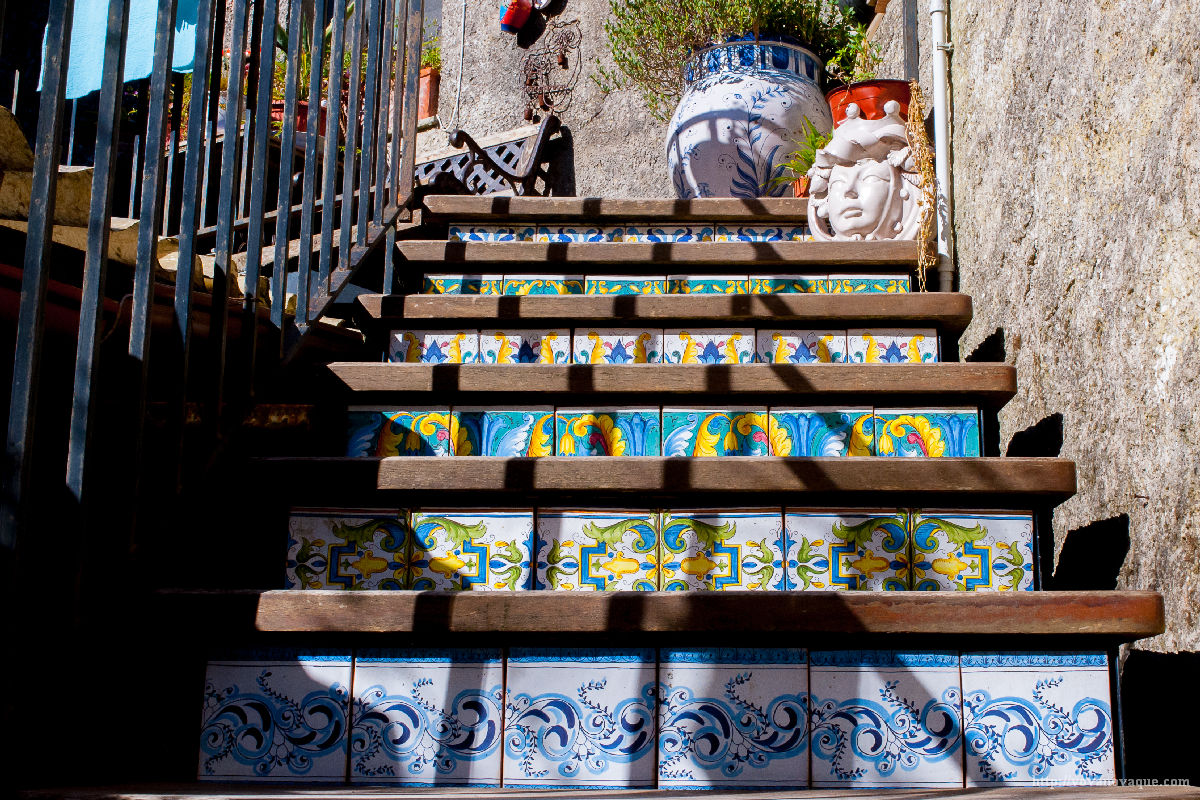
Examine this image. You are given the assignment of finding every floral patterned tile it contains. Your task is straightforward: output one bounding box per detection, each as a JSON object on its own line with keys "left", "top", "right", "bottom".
{"left": 873, "top": 407, "right": 982, "bottom": 458}
{"left": 715, "top": 225, "right": 810, "bottom": 242}
{"left": 351, "top": 649, "right": 505, "bottom": 784}
{"left": 534, "top": 509, "right": 659, "bottom": 591}
{"left": 534, "top": 226, "right": 622, "bottom": 242}
{"left": 555, "top": 408, "right": 662, "bottom": 456}
{"left": 749, "top": 274, "right": 826, "bottom": 293}
{"left": 961, "top": 653, "right": 1115, "bottom": 786}
{"left": 910, "top": 510, "right": 1036, "bottom": 591}
{"left": 658, "top": 508, "right": 787, "bottom": 590}
{"left": 666, "top": 275, "right": 749, "bottom": 294}
{"left": 662, "top": 407, "right": 770, "bottom": 456}
{"left": 783, "top": 509, "right": 910, "bottom": 590}
{"left": 453, "top": 407, "right": 555, "bottom": 457}
{"left": 623, "top": 225, "right": 714, "bottom": 242}
{"left": 286, "top": 509, "right": 410, "bottom": 590}
{"left": 501, "top": 275, "right": 585, "bottom": 295}
{"left": 584, "top": 275, "right": 667, "bottom": 294}
{"left": 828, "top": 274, "right": 911, "bottom": 293}
{"left": 809, "top": 650, "right": 962, "bottom": 787}
{"left": 767, "top": 408, "right": 873, "bottom": 457}
{"left": 408, "top": 509, "right": 535, "bottom": 590}
{"left": 846, "top": 329, "right": 938, "bottom": 364}
{"left": 421, "top": 274, "right": 503, "bottom": 294}
{"left": 199, "top": 650, "right": 352, "bottom": 781}
{"left": 448, "top": 224, "right": 535, "bottom": 242}
{"left": 572, "top": 328, "right": 663, "bottom": 364}
{"left": 477, "top": 330, "right": 570, "bottom": 364}
{"left": 756, "top": 330, "right": 847, "bottom": 363}
{"left": 659, "top": 648, "right": 808, "bottom": 788}
{"left": 345, "top": 407, "right": 457, "bottom": 457}
{"left": 504, "top": 649, "right": 657, "bottom": 787}
{"left": 388, "top": 330, "right": 480, "bottom": 363}
{"left": 662, "top": 329, "right": 755, "bottom": 364}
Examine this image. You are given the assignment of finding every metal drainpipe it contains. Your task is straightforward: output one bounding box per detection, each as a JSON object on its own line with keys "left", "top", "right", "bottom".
{"left": 931, "top": 0, "right": 955, "bottom": 291}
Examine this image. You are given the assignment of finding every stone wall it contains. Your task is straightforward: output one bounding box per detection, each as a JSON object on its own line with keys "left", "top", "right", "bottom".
{"left": 873, "top": 0, "right": 1200, "bottom": 655}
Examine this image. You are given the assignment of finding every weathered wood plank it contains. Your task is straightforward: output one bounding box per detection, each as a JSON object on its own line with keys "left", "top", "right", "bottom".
{"left": 422, "top": 195, "right": 810, "bottom": 222}
{"left": 396, "top": 240, "right": 917, "bottom": 266}
{"left": 358, "top": 292, "right": 974, "bottom": 331}
{"left": 326, "top": 362, "right": 1017, "bottom": 405}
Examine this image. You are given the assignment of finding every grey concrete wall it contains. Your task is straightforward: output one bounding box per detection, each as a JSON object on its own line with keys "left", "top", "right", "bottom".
{"left": 873, "top": 0, "right": 1200, "bottom": 654}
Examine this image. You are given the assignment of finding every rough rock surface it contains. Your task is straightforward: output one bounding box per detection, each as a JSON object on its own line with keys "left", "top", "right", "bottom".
{"left": 428, "top": 0, "right": 672, "bottom": 196}
{"left": 875, "top": 0, "right": 1200, "bottom": 653}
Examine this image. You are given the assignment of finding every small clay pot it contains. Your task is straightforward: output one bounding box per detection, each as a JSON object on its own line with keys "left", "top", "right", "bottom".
{"left": 826, "top": 79, "right": 911, "bottom": 127}
{"left": 418, "top": 67, "right": 440, "bottom": 119}
{"left": 793, "top": 176, "right": 810, "bottom": 198}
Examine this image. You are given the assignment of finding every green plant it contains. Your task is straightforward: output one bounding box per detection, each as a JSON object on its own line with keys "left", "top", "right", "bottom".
{"left": 772, "top": 117, "right": 830, "bottom": 185}
{"left": 825, "top": 20, "right": 880, "bottom": 85}
{"left": 598, "top": 0, "right": 858, "bottom": 120}
{"left": 421, "top": 34, "right": 441, "bottom": 71}
{"left": 274, "top": 1, "right": 357, "bottom": 102}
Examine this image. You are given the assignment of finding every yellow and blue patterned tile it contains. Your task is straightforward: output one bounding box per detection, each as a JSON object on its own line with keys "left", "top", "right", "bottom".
{"left": 534, "top": 226, "right": 622, "bottom": 242}
{"left": 286, "top": 509, "right": 410, "bottom": 590}
{"left": 422, "top": 274, "right": 504, "bottom": 295}
{"left": 783, "top": 509, "right": 910, "bottom": 590}
{"left": 658, "top": 509, "right": 787, "bottom": 591}
{"left": 453, "top": 407, "right": 556, "bottom": 457}
{"left": 662, "top": 329, "right": 755, "bottom": 364}
{"left": 659, "top": 648, "right": 809, "bottom": 788}
{"left": 408, "top": 509, "right": 535, "bottom": 591}
{"left": 767, "top": 407, "right": 873, "bottom": 457}
{"left": 961, "top": 652, "right": 1114, "bottom": 785}
{"left": 661, "top": 407, "right": 770, "bottom": 456}
{"left": 448, "top": 224, "right": 535, "bottom": 242}
{"left": 847, "top": 329, "right": 939, "bottom": 363}
{"left": 501, "top": 275, "right": 585, "bottom": 295}
{"left": 810, "top": 651, "right": 962, "bottom": 787}
{"left": 623, "top": 224, "right": 714, "bottom": 242}
{"left": 755, "top": 329, "right": 847, "bottom": 363}
{"left": 534, "top": 509, "right": 659, "bottom": 591}
{"left": 199, "top": 650, "right": 352, "bottom": 781}
{"left": 555, "top": 408, "right": 662, "bottom": 456}
{"left": 584, "top": 275, "right": 666, "bottom": 294}
{"left": 748, "top": 274, "right": 827, "bottom": 293}
{"left": 351, "top": 649, "right": 504, "bottom": 784}
{"left": 572, "top": 328, "right": 663, "bottom": 363}
{"left": 477, "top": 330, "right": 570, "bottom": 364}
{"left": 910, "top": 510, "right": 1035, "bottom": 591}
{"left": 828, "top": 274, "right": 911, "bottom": 293}
{"left": 388, "top": 330, "right": 479, "bottom": 363}
{"left": 504, "top": 648, "right": 657, "bottom": 787}
{"left": 873, "top": 407, "right": 982, "bottom": 458}
{"left": 666, "top": 274, "right": 748, "bottom": 294}
{"left": 715, "top": 224, "right": 810, "bottom": 242}
{"left": 345, "top": 407, "right": 458, "bottom": 457}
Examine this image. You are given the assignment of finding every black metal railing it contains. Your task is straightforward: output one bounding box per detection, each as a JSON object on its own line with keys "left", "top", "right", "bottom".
{"left": 2, "top": 0, "right": 422, "bottom": 548}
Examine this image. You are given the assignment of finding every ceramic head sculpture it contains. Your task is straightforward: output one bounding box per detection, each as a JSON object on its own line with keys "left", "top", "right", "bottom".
{"left": 807, "top": 100, "right": 925, "bottom": 241}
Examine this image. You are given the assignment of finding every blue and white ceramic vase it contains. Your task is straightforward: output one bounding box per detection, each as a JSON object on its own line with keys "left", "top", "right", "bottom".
{"left": 666, "top": 38, "right": 833, "bottom": 198}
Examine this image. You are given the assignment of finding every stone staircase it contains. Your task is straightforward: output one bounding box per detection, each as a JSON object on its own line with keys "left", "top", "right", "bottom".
{"left": 48, "top": 197, "right": 1176, "bottom": 798}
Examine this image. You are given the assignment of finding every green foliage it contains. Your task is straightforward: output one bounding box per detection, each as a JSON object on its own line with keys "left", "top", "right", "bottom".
{"left": 772, "top": 117, "right": 830, "bottom": 184}
{"left": 421, "top": 34, "right": 442, "bottom": 71}
{"left": 598, "top": 0, "right": 858, "bottom": 120}
{"left": 825, "top": 20, "right": 880, "bottom": 85}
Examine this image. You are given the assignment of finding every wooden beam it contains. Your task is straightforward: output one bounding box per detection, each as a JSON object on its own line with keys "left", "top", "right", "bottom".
{"left": 422, "top": 195, "right": 810, "bottom": 222}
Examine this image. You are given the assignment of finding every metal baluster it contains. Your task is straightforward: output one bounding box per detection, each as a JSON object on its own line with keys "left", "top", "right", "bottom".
{"left": 395, "top": 0, "right": 423, "bottom": 211}
{"left": 338, "top": 0, "right": 364, "bottom": 270}
{"left": 270, "top": 0, "right": 306, "bottom": 332}
{"left": 295, "top": 0, "right": 327, "bottom": 327}
{"left": 387, "top": 0, "right": 405, "bottom": 205}
{"left": 319, "top": 0, "right": 348, "bottom": 292}
{"left": 356, "top": 0, "right": 382, "bottom": 244}
{"left": 371, "top": 0, "right": 395, "bottom": 224}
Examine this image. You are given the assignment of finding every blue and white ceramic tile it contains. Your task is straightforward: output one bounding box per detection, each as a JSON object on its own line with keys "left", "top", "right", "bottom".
{"left": 663, "top": 329, "right": 755, "bottom": 364}
{"left": 351, "top": 649, "right": 504, "bottom": 784}
{"left": 659, "top": 649, "right": 809, "bottom": 788}
{"left": 534, "top": 509, "right": 659, "bottom": 591}
{"left": 828, "top": 274, "right": 911, "bottom": 293}
{"left": 584, "top": 275, "right": 667, "bottom": 294}
{"left": 874, "top": 407, "right": 982, "bottom": 458}
{"left": 555, "top": 408, "right": 662, "bottom": 457}
{"left": 422, "top": 274, "right": 503, "bottom": 295}
{"left": 501, "top": 275, "right": 585, "bottom": 295}
{"left": 666, "top": 275, "right": 749, "bottom": 294}
{"left": 767, "top": 408, "right": 873, "bottom": 457}
{"left": 662, "top": 407, "right": 770, "bottom": 456}
{"left": 911, "top": 511, "right": 1036, "bottom": 591}
{"left": 572, "top": 328, "right": 663, "bottom": 364}
{"left": 658, "top": 509, "right": 787, "bottom": 590}
{"left": 533, "top": 226, "right": 621, "bottom": 242}
{"left": 961, "top": 653, "right": 1114, "bottom": 786}
{"left": 345, "top": 407, "right": 456, "bottom": 457}
{"left": 749, "top": 274, "right": 826, "bottom": 293}
{"left": 623, "top": 224, "right": 714, "bottom": 242}
{"left": 199, "top": 651, "right": 352, "bottom": 781}
{"left": 715, "top": 225, "right": 810, "bottom": 242}
{"left": 408, "top": 510, "right": 535, "bottom": 590}
{"left": 477, "top": 330, "right": 570, "bottom": 364}
{"left": 783, "top": 509, "right": 910, "bottom": 590}
{"left": 847, "top": 329, "right": 938, "bottom": 364}
{"left": 286, "top": 509, "right": 410, "bottom": 590}
{"left": 389, "top": 330, "right": 480, "bottom": 363}
{"left": 504, "top": 648, "right": 657, "bottom": 787}
{"left": 448, "top": 224, "right": 535, "bottom": 242}
{"left": 755, "top": 330, "right": 847, "bottom": 363}
{"left": 453, "top": 407, "right": 555, "bottom": 457}
{"left": 809, "top": 651, "right": 963, "bottom": 787}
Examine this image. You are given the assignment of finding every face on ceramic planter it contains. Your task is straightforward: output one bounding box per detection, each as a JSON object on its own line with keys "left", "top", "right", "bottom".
{"left": 826, "top": 159, "right": 897, "bottom": 239}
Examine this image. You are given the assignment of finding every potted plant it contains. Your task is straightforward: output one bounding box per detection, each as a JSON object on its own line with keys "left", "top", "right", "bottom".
{"left": 271, "top": 2, "right": 356, "bottom": 134}
{"left": 600, "top": 0, "right": 858, "bottom": 198}
{"left": 771, "top": 118, "right": 830, "bottom": 197}
{"left": 418, "top": 33, "right": 441, "bottom": 120}
{"left": 824, "top": 21, "right": 910, "bottom": 125}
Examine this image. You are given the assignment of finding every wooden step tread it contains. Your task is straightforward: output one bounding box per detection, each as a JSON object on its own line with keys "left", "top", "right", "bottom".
{"left": 423, "top": 195, "right": 810, "bottom": 222}
{"left": 328, "top": 363, "right": 1017, "bottom": 406}
{"left": 258, "top": 457, "right": 1076, "bottom": 502}
{"left": 397, "top": 240, "right": 916, "bottom": 266}
{"left": 359, "top": 292, "right": 974, "bottom": 331}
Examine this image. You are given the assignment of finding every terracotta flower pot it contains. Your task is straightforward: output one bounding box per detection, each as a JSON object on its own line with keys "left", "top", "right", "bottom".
{"left": 826, "top": 79, "right": 911, "bottom": 127}
{"left": 792, "top": 176, "right": 811, "bottom": 198}
{"left": 418, "top": 67, "right": 441, "bottom": 119}
{"left": 269, "top": 100, "right": 327, "bottom": 134}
